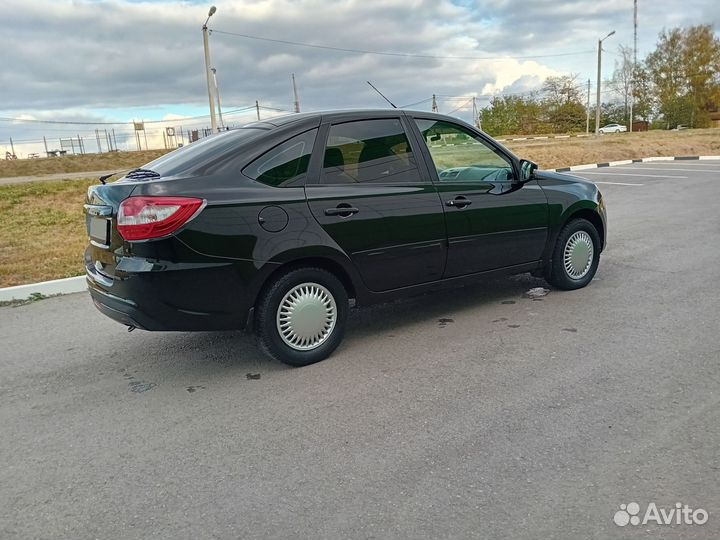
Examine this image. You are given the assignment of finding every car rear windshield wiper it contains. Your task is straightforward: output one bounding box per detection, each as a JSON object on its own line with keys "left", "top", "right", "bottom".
{"left": 98, "top": 168, "right": 160, "bottom": 184}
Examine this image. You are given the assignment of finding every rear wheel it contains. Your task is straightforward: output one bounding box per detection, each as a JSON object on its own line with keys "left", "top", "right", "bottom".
{"left": 546, "top": 218, "right": 601, "bottom": 290}
{"left": 255, "top": 267, "right": 348, "bottom": 366}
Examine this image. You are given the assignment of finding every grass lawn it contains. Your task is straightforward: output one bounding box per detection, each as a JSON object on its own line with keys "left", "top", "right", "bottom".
{"left": 0, "top": 178, "right": 96, "bottom": 287}
{"left": 511, "top": 128, "right": 720, "bottom": 169}
{"left": 0, "top": 149, "right": 170, "bottom": 179}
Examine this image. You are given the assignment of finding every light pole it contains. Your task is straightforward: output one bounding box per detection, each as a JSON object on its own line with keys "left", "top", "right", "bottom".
{"left": 211, "top": 67, "right": 224, "bottom": 129}
{"left": 595, "top": 30, "right": 615, "bottom": 134}
{"left": 202, "top": 6, "right": 218, "bottom": 133}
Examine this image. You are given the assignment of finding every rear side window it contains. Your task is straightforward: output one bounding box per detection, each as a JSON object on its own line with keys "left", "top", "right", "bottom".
{"left": 243, "top": 129, "right": 317, "bottom": 187}
{"left": 321, "top": 119, "right": 421, "bottom": 184}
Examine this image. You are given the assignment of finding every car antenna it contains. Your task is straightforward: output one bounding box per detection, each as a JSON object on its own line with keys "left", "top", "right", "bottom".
{"left": 366, "top": 81, "right": 397, "bottom": 108}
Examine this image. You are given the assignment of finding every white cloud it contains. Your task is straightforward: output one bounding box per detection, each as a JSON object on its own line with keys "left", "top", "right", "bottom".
{"left": 0, "top": 0, "right": 716, "bottom": 131}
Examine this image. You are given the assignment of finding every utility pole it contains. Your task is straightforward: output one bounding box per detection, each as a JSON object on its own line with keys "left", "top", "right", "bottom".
{"left": 202, "top": 6, "right": 218, "bottom": 133}
{"left": 95, "top": 129, "right": 102, "bottom": 153}
{"left": 472, "top": 97, "right": 478, "bottom": 128}
{"left": 596, "top": 30, "right": 616, "bottom": 135}
{"left": 292, "top": 73, "right": 300, "bottom": 113}
{"left": 431, "top": 94, "right": 438, "bottom": 112}
{"left": 586, "top": 78, "right": 591, "bottom": 134}
{"left": 256, "top": 100, "right": 261, "bottom": 121}
{"left": 43, "top": 136, "right": 48, "bottom": 156}
{"left": 629, "top": 0, "right": 638, "bottom": 133}
{"left": 211, "top": 67, "right": 224, "bottom": 129}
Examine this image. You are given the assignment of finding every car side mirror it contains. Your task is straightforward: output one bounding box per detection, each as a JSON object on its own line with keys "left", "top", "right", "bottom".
{"left": 429, "top": 132, "right": 441, "bottom": 142}
{"left": 518, "top": 159, "right": 538, "bottom": 184}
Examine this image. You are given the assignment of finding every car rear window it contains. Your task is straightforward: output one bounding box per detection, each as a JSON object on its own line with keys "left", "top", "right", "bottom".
{"left": 142, "top": 128, "right": 264, "bottom": 176}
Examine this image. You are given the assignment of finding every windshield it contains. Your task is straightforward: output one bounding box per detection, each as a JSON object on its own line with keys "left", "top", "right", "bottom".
{"left": 141, "top": 127, "right": 265, "bottom": 176}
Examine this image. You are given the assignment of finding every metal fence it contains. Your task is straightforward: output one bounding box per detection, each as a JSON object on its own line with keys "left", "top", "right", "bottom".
{"left": 1, "top": 125, "right": 222, "bottom": 161}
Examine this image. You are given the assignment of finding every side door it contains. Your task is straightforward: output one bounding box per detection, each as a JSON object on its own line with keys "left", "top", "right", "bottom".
{"left": 410, "top": 117, "right": 549, "bottom": 278}
{"left": 305, "top": 116, "right": 447, "bottom": 292}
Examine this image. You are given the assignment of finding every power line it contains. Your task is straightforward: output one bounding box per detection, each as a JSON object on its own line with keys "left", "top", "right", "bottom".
{"left": 446, "top": 98, "right": 474, "bottom": 115}
{"left": 400, "top": 97, "right": 434, "bottom": 108}
{"left": 211, "top": 28, "right": 595, "bottom": 61}
{"left": 0, "top": 106, "right": 257, "bottom": 126}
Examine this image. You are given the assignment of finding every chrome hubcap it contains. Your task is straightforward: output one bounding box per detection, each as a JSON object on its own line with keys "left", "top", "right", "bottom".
{"left": 276, "top": 282, "right": 337, "bottom": 351}
{"left": 563, "top": 231, "right": 594, "bottom": 279}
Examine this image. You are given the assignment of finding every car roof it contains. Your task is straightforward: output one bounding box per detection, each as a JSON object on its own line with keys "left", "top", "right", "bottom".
{"left": 249, "top": 109, "right": 460, "bottom": 128}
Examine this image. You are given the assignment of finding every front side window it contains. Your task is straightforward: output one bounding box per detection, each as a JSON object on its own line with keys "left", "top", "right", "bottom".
{"left": 414, "top": 119, "right": 513, "bottom": 182}
{"left": 321, "top": 119, "right": 420, "bottom": 184}
{"left": 243, "top": 129, "right": 317, "bottom": 187}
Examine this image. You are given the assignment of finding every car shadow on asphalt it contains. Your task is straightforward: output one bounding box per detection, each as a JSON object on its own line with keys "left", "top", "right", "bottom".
{"left": 115, "top": 272, "right": 550, "bottom": 388}
{"left": 159, "top": 272, "right": 548, "bottom": 369}
{"left": 344, "top": 273, "right": 547, "bottom": 343}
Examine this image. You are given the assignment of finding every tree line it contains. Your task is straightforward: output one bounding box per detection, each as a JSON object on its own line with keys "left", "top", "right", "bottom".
{"left": 479, "top": 25, "right": 720, "bottom": 136}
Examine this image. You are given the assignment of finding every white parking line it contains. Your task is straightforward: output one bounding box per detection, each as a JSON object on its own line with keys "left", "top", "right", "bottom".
{"left": 591, "top": 181, "right": 644, "bottom": 186}
{"left": 576, "top": 171, "right": 688, "bottom": 179}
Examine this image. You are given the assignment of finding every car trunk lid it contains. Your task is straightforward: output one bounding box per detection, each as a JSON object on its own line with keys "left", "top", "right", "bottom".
{"left": 85, "top": 182, "right": 137, "bottom": 284}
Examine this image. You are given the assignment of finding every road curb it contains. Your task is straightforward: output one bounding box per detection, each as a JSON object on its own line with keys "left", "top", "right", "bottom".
{"left": 497, "top": 133, "right": 590, "bottom": 142}
{"left": 552, "top": 155, "right": 720, "bottom": 172}
{"left": 0, "top": 275, "right": 86, "bottom": 302}
{"left": 1, "top": 155, "right": 719, "bottom": 302}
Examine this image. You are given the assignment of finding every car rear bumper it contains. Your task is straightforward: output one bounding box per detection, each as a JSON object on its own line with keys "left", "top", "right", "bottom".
{"left": 86, "top": 257, "right": 255, "bottom": 331}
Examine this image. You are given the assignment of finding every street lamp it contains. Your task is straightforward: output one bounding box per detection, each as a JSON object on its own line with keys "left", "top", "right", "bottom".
{"left": 211, "top": 67, "right": 224, "bottom": 129}
{"left": 202, "top": 6, "right": 218, "bottom": 133}
{"left": 595, "top": 30, "right": 615, "bottom": 135}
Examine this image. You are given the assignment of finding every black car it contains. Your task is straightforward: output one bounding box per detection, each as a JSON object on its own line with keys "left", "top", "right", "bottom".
{"left": 85, "top": 109, "right": 606, "bottom": 366}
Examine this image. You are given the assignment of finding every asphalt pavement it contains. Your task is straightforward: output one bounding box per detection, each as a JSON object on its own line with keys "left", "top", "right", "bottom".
{"left": 0, "top": 170, "right": 114, "bottom": 186}
{"left": 1, "top": 161, "right": 719, "bottom": 539}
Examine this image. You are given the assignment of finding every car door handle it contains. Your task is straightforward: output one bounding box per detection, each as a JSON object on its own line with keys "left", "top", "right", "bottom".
{"left": 324, "top": 206, "right": 359, "bottom": 217}
{"left": 446, "top": 196, "right": 472, "bottom": 208}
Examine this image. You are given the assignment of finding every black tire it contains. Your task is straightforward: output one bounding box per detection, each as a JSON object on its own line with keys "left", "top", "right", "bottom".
{"left": 546, "top": 218, "right": 601, "bottom": 290}
{"left": 254, "top": 267, "right": 348, "bottom": 367}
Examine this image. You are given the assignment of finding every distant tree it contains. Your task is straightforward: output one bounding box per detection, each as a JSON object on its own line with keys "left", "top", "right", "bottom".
{"left": 541, "top": 74, "right": 586, "bottom": 132}
{"left": 631, "top": 64, "right": 655, "bottom": 122}
{"left": 480, "top": 96, "right": 519, "bottom": 136}
{"left": 542, "top": 74, "right": 583, "bottom": 104}
{"left": 601, "top": 102, "right": 628, "bottom": 124}
{"left": 682, "top": 25, "right": 720, "bottom": 126}
{"left": 645, "top": 25, "right": 720, "bottom": 128}
{"left": 480, "top": 95, "right": 543, "bottom": 136}
{"left": 609, "top": 45, "right": 634, "bottom": 124}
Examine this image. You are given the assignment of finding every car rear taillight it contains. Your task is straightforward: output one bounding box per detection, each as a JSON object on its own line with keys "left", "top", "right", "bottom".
{"left": 117, "top": 196, "right": 206, "bottom": 241}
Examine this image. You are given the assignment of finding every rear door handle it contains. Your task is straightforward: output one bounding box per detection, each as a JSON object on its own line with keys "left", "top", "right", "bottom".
{"left": 324, "top": 206, "right": 359, "bottom": 217}
{"left": 446, "top": 196, "right": 472, "bottom": 208}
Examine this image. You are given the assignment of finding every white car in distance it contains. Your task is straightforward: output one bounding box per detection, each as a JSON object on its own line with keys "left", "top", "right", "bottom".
{"left": 598, "top": 123, "right": 628, "bottom": 134}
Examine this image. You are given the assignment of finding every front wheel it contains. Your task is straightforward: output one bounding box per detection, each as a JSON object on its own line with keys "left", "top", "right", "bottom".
{"left": 255, "top": 267, "right": 348, "bottom": 367}
{"left": 546, "top": 219, "right": 601, "bottom": 290}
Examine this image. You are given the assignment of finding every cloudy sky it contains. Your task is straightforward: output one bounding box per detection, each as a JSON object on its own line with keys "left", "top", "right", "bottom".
{"left": 1, "top": 0, "right": 717, "bottom": 155}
